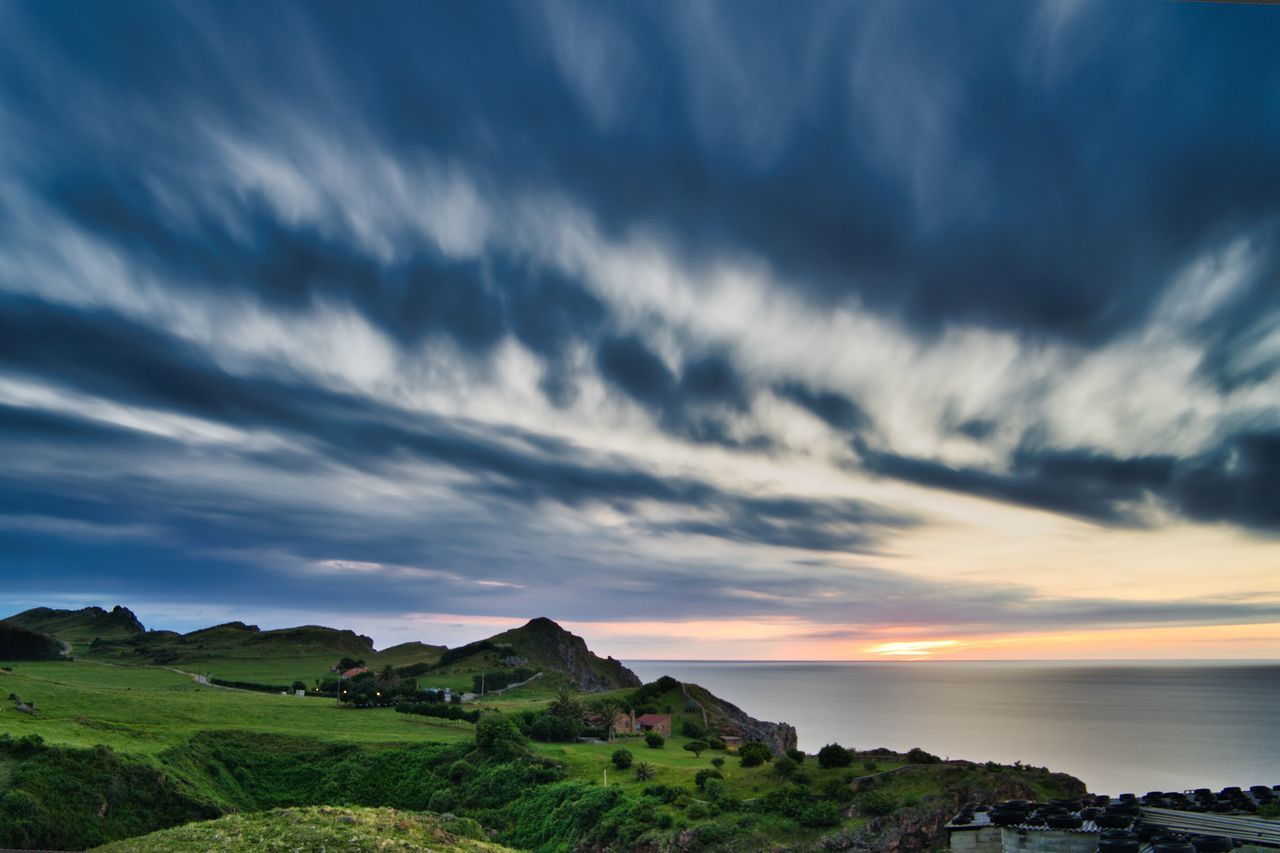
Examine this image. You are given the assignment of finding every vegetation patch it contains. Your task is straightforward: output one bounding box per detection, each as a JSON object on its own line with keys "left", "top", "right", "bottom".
{"left": 91, "top": 805, "right": 508, "bottom": 852}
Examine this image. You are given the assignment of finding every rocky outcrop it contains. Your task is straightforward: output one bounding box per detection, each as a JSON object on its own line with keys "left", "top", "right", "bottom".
{"left": 684, "top": 682, "right": 798, "bottom": 755}
{"left": 821, "top": 763, "right": 1086, "bottom": 852}
{"left": 488, "top": 617, "right": 642, "bottom": 692}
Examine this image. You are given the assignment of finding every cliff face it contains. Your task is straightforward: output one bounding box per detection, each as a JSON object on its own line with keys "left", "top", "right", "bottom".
{"left": 487, "top": 617, "right": 642, "bottom": 692}
{"left": 684, "top": 682, "right": 799, "bottom": 754}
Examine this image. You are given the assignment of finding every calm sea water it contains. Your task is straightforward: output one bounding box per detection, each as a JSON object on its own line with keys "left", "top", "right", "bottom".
{"left": 627, "top": 660, "right": 1280, "bottom": 796}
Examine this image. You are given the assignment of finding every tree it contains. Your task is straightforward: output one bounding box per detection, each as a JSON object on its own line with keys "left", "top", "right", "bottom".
{"left": 683, "top": 740, "right": 708, "bottom": 758}
{"left": 906, "top": 747, "right": 941, "bottom": 764}
{"left": 374, "top": 665, "right": 399, "bottom": 693}
{"left": 611, "top": 748, "right": 633, "bottom": 769}
{"left": 738, "top": 741, "right": 771, "bottom": 768}
{"left": 786, "top": 748, "right": 805, "bottom": 763}
{"left": 548, "top": 688, "right": 584, "bottom": 721}
{"left": 593, "top": 698, "right": 623, "bottom": 742}
{"left": 644, "top": 731, "right": 665, "bottom": 749}
{"left": 817, "top": 743, "right": 853, "bottom": 769}
{"left": 681, "top": 720, "right": 705, "bottom": 738}
{"left": 291, "top": 680, "right": 307, "bottom": 693}
{"left": 474, "top": 714, "right": 528, "bottom": 761}
{"left": 633, "top": 761, "right": 656, "bottom": 781}
{"left": 694, "top": 768, "right": 722, "bottom": 790}
{"left": 711, "top": 757, "right": 725, "bottom": 769}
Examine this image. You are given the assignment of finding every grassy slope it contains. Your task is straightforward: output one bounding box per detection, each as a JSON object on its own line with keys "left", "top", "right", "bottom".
{"left": 0, "top": 662, "right": 474, "bottom": 755}
{"left": 92, "top": 806, "right": 510, "bottom": 852}
{"left": 0, "top": 659, "right": 1085, "bottom": 851}
{"left": 4, "top": 607, "right": 143, "bottom": 654}
{"left": 79, "top": 623, "right": 448, "bottom": 688}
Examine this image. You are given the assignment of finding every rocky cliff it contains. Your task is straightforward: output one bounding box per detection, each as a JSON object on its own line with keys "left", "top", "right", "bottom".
{"left": 486, "top": 617, "right": 642, "bottom": 692}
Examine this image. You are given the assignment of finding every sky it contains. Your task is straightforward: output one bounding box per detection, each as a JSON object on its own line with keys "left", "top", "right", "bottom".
{"left": 1, "top": 1, "right": 1278, "bottom": 661}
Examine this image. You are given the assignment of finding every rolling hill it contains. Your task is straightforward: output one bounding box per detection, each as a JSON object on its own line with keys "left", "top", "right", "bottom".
{"left": 2, "top": 605, "right": 636, "bottom": 692}
{"left": 4, "top": 606, "right": 144, "bottom": 650}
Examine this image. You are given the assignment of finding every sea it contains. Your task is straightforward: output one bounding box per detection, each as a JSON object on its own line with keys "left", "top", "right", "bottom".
{"left": 627, "top": 660, "right": 1280, "bottom": 796}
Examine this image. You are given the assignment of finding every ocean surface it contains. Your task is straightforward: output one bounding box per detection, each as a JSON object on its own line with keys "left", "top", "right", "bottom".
{"left": 627, "top": 660, "right": 1280, "bottom": 796}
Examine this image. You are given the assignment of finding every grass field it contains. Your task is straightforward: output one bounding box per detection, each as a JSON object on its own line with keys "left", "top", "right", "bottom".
{"left": 0, "top": 661, "right": 475, "bottom": 755}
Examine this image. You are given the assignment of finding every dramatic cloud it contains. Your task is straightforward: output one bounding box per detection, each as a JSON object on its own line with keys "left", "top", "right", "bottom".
{"left": 1, "top": 1, "right": 1278, "bottom": 656}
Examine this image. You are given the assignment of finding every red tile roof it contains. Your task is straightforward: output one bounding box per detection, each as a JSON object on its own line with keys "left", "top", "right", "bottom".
{"left": 635, "top": 713, "right": 670, "bottom": 725}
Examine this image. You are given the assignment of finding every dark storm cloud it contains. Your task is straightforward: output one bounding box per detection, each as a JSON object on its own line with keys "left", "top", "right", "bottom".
{"left": 0, "top": 296, "right": 908, "bottom": 553}
{"left": 858, "top": 438, "right": 1280, "bottom": 533}
{"left": 2, "top": 0, "right": 1280, "bottom": 630}
{"left": 776, "top": 383, "right": 870, "bottom": 433}
{"left": 8, "top": 0, "right": 1280, "bottom": 345}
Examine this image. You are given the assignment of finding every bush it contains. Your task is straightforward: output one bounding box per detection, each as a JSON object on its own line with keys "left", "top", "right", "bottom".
{"left": 686, "top": 802, "right": 710, "bottom": 820}
{"left": 706, "top": 736, "right": 726, "bottom": 750}
{"left": 290, "top": 680, "right": 307, "bottom": 692}
{"left": 820, "top": 779, "right": 855, "bottom": 804}
{"left": 773, "top": 755, "right": 797, "bottom": 778}
{"left": 644, "top": 732, "right": 665, "bottom": 749}
{"left": 682, "top": 740, "right": 708, "bottom": 757}
{"left": 633, "top": 761, "right": 656, "bottom": 781}
{"left": 786, "top": 748, "right": 805, "bottom": 763}
{"left": 799, "top": 801, "right": 842, "bottom": 827}
{"left": 863, "top": 759, "right": 878, "bottom": 772}
{"left": 737, "top": 741, "right": 771, "bottom": 768}
{"left": 710, "top": 757, "right": 725, "bottom": 769}
{"left": 681, "top": 720, "right": 705, "bottom": 738}
{"left": 474, "top": 714, "right": 528, "bottom": 760}
{"left": 694, "top": 768, "right": 722, "bottom": 790}
{"left": 817, "top": 743, "right": 853, "bottom": 769}
{"left": 906, "top": 747, "right": 941, "bottom": 764}
{"left": 611, "top": 749, "right": 633, "bottom": 769}
{"left": 703, "top": 779, "right": 726, "bottom": 802}
{"left": 858, "top": 791, "right": 897, "bottom": 816}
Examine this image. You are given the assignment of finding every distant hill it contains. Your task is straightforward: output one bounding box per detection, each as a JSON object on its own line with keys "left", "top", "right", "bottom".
{"left": 7, "top": 604, "right": 630, "bottom": 692}
{"left": 0, "top": 620, "right": 68, "bottom": 660}
{"left": 4, "top": 605, "right": 144, "bottom": 648}
{"left": 486, "top": 617, "right": 641, "bottom": 692}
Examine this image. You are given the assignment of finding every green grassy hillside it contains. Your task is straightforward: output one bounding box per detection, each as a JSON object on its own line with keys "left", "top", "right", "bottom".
{"left": 5, "top": 607, "right": 144, "bottom": 652}
{"left": 92, "top": 806, "right": 509, "bottom": 852}
{"left": 0, "top": 610, "right": 1087, "bottom": 852}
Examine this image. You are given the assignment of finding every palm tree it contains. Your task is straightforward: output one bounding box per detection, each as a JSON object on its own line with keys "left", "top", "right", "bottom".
{"left": 593, "top": 698, "right": 623, "bottom": 742}
{"left": 548, "top": 687, "right": 584, "bottom": 720}
{"left": 374, "top": 664, "right": 399, "bottom": 693}
{"left": 633, "top": 761, "right": 656, "bottom": 781}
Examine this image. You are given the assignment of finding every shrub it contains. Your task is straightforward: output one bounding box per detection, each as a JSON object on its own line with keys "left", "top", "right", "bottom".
{"left": 682, "top": 740, "right": 708, "bottom": 757}
{"left": 820, "top": 779, "right": 855, "bottom": 804}
{"left": 710, "top": 757, "right": 725, "bottom": 769}
{"left": 644, "top": 732, "right": 665, "bottom": 749}
{"left": 799, "top": 801, "right": 842, "bottom": 827}
{"left": 474, "top": 714, "right": 528, "bottom": 760}
{"left": 773, "top": 755, "right": 797, "bottom": 778}
{"left": 703, "top": 779, "right": 726, "bottom": 802}
{"left": 633, "top": 761, "right": 656, "bottom": 781}
{"left": 792, "top": 769, "right": 812, "bottom": 786}
{"left": 906, "top": 747, "right": 941, "bottom": 764}
{"left": 737, "top": 741, "right": 771, "bottom": 768}
{"left": 817, "top": 743, "right": 853, "bottom": 769}
{"left": 290, "top": 680, "right": 307, "bottom": 692}
{"left": 706, "top": 736, "right": 726, "bottom": 750}
{"left": 427, "top": 788, "right": 457, "bottom": 812}
{"left": 447, "top": 759, "right": 474, "bottom": 783}
{"left": 686, "top": 802, "right": 710, "bottom": 820}
{"left": 681, "top": 720, "right": 705, "bottom": 738}
{"left": 863, "top": 759, "right": 878, "bottom": 772}
{"left": 858, "top": 791, "right": 897, "bottom": 816}
{"left": 786, "top": 748, "right": 805, "bottom": 763}
{"left": 694, "top": 768, "right": 722, "bottom": 790}
{"left": 611, "top": 749, "right": 633, "bottom": 770}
